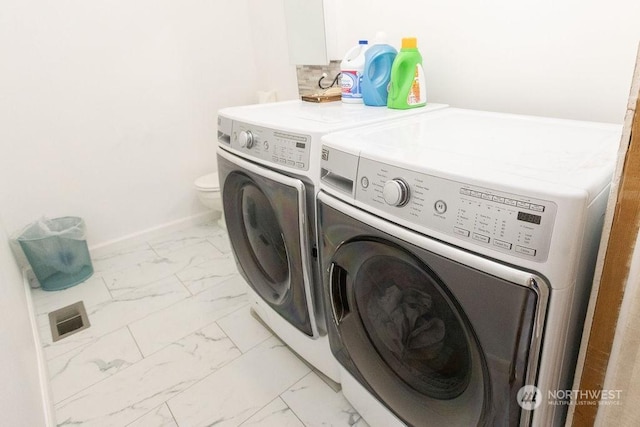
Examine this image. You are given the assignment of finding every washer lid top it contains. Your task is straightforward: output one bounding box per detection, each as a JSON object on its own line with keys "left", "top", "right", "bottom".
{"left": 321, "top": 108, "right": 622, "bottom": 201}
{"left": 218, "top": 100, "right": 448, "bottom": 134}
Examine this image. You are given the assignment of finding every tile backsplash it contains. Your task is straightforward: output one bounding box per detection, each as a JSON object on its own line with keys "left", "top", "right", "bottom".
{"left": 296, "top": 61, "right": 341, "bottom": 96}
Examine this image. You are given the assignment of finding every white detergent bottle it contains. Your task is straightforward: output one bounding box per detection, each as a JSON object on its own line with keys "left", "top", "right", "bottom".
{"left": 340, "top": 40, "right": 369, "bottom": 103}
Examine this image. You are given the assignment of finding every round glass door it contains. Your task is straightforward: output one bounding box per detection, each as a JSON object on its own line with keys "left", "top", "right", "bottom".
{"left": 331, "top": 240, "right": 475, "bottom": 401}
{"left": 218, "top": 154, "right": 314, "bottom": 337}
{"left": 240, "top": 184, "right": 289, "bottom": 303}
{"left": 222, "top": 171, "right": 293, "bottom": 306}
{"left": 355, "top": 254, "right": 471, "bottom": 399}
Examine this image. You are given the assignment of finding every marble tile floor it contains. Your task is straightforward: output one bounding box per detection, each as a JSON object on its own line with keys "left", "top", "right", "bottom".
{"left": 30, "top": 221, "right": 368, "bottom": 427}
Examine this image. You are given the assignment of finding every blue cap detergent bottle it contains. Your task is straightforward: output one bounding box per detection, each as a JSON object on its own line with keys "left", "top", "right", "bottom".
{"left": 362, "top": 32, "right": 398, "bottom": 106}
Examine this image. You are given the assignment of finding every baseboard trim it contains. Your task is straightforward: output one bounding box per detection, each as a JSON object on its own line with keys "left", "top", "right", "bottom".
{"left": 22, "top": 270, "right": 56, "bottom": 427}
{"left": 89, "top": 211, "right": 217, "bottom": 257}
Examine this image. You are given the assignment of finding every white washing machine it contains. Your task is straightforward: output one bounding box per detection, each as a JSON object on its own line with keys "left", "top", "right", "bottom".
{"left": 216, "top": 100, "right": 447, "bottom": 383}
{"left": 317, "top": 108, "right": 621, "bottom": 425}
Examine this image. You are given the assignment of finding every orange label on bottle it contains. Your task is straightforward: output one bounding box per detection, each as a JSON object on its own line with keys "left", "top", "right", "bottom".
{"left": 407, "top": 64, "right": 426, "bottom": 105}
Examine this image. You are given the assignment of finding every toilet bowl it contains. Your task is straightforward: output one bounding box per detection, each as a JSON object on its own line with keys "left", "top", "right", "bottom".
{"left": 194, "top": 172, "right": 225, "bottom": 228}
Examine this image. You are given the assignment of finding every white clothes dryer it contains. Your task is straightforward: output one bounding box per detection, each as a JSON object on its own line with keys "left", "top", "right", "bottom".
{"left": 317, "top": 108, "right": 621, "bottom": 425}
{"left": 216, "top": 100, "right": 447, "bottom": 383}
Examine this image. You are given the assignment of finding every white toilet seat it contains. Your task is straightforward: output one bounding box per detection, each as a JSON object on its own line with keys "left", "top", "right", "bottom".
{"left": 194, "top": 172, "right": 220, "bottom": 191}
{"left": 194, "top": 172, "right": 224, "bottom": 229}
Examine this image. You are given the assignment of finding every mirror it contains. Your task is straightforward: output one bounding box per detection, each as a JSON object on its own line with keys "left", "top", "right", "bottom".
{"left": 283, "top": 0, "right": 336, "bottom": 65}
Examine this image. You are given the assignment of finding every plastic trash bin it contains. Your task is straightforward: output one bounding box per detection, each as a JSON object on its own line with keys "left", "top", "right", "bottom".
{"left": 16, "top": 217, "right": 93, "bottom": 291}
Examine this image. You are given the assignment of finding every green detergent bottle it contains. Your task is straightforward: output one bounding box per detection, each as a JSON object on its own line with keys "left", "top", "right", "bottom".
{"left": 387, "top": 37, "right": 427, "bottom": 109}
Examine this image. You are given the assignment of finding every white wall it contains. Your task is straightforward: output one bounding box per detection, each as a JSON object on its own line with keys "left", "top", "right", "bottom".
{"left": 0, "top": 2, "right": 295, "bottom": 421}
{"left": 333, "top": 0, "right": 640, "bottom": 123}
{"left": 0, "top": 0, "right": 265, "bottom": 247}
{"left": 247, "top": 0, "right": 299, "bottom": 101}
{"left": 2, "top": 1, "right": 637, "bottom": 246}
{"left": 0, "top": 221, "right": 48, "bottom": 426}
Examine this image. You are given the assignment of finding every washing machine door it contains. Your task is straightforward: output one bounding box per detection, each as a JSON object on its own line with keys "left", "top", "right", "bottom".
{"left": 330, "top": 240, "right": 488, "bottom": 426}
{"left": 319, "top": 194, "right": 545, "bottom": 426}
{"left": 218, "top": 149, "right": 316, "bottom": 336}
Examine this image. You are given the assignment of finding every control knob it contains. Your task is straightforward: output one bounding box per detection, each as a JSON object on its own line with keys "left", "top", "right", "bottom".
{"left": 382, "top": 179, "right": 410, "bottom": 207}
{"left": 239, "top": 130, "right": 254, "bottom": 149}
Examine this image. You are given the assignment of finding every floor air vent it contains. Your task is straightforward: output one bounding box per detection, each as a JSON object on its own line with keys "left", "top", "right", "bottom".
{"left": 49, "top": 301, "right": 90, "bottom": 342}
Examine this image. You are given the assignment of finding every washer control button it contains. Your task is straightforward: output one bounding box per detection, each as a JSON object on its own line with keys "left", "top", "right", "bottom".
{"left": 239, "top": 130, "right": 254, "bottom": 148}
{"left": 361, "top": 177, "right": 369, "bottom": 188}
{"left": 494, "top": 239, "right": 513, "bottom": 250}
{"left": 434, "top": 200, "right": 447, "bottom": 214}
{"left": 472, "top": 233, "right": 490, "bottom": 244}
{"left": 515, "top": 246, "right": 537, "bottom": 256}
{"left": 382, "top": 179, "right": 410, "bottom": 207}
{"left": 454, "top": 227, "right": 470, "bottom": 237}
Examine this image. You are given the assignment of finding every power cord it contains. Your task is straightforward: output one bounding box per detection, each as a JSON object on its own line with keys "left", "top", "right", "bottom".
{"left": 318, "top": 72, "right": 341, "bottom": 90}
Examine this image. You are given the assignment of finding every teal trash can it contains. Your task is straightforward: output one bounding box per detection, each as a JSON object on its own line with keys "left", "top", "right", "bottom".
{"left": 17, "top": 217, "right": 93, "bottom": 291}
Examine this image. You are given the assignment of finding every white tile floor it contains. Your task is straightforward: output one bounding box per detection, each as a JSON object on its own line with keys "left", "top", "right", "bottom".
{"left": 30, "top": 221, "right": 368, "bottom": 427}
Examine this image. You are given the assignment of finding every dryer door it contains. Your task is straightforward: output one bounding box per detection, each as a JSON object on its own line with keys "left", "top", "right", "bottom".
{"left": 332, "top": 241, "right": 474, "bottom": 399}
{"left": 218, "top": 149, "right": 316, "bottom": 337}
{"left": 330, "top": 240, "right": 488, "bottom": 426}
{"left": 318, "top": 194, "right": 545, "bottom": 426}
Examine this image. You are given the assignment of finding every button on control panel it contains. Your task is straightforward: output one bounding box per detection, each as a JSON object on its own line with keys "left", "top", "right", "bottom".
{"left": 230, "top": 122, "right": 311, "bottom": 171}
{"left": 355, "top": 157, "right": 557, "bottom": 262}
{"left": 434, "top": 200, "right": 447, "bottom": 214}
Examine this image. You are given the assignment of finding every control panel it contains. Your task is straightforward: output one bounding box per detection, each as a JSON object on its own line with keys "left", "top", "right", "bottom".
{"left": 228, "top": 122, "right": 311, "bottom": 171}
{"left": 356, "top": 157, "right": 557, "bottom": 262}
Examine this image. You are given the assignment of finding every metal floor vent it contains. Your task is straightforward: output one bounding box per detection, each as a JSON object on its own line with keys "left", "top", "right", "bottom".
{"left": 49, "top": 301, "right": 90, "bottom": 342}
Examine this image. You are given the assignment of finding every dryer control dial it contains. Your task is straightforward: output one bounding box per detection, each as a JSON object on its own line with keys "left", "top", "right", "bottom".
{"left": 383, "top": 179, "right": 410, "bottom": 207}
{"left": 239, "top": 130, "right": 254, "bottom": 148}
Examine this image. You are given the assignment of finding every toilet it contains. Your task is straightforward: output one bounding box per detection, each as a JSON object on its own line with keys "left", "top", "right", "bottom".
{"left": 194, "top": 172, "right": 225, "bottom": 229}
